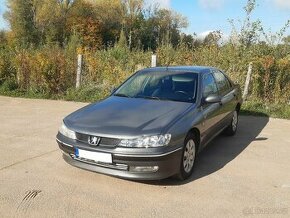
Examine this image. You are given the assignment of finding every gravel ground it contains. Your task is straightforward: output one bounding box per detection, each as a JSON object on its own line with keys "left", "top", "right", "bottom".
{"left": 0, "top": 96, "right": 289, "bottom": 218}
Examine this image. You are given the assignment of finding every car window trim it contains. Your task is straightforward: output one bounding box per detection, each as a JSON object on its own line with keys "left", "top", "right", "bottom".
{"left": 218, "top": 70, "right": 233, "bottom": 89}
{"left": 212, "top": 69, "right": 232, "bottom": 97}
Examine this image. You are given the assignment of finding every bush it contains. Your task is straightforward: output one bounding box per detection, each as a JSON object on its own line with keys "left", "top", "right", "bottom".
{"left": 0, "top": 43, "right": 289, "bottom": 105}
{"left": 0, "top": 48, "right": 16, "bottom": 85}
{"left": 7, "top": 46, "right": 75, "bottom": 95}
{"left": 0, "top": 79, "right": 18, "bottom": 92}
{"left": 81, "top": 46, "right": 151, "bottom": 91}
{"left": 64, "top": 85, "right": 108, "bottom": 102}
{"left": 252, "top": 56, "right": 290, "bottom": 103}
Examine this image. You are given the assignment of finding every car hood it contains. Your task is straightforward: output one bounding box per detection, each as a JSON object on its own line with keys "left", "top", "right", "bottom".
{"left": 64, "top": 96, "right": 194, "bottom": 137}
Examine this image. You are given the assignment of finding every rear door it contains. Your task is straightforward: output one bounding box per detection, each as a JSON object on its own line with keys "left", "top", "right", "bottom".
{"left": 212, "top": 70, "right": 236, "bottom": 128}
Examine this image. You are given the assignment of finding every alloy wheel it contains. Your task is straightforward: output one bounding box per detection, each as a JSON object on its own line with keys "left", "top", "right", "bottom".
{"left": 232, "top": 110, "right": 238, "bottom": 131}
{"left": 183, "top": 139, "right": 196, "bottom": 173}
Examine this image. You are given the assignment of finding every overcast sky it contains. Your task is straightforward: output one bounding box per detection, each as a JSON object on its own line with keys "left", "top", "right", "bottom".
{"left": 1, "top": 0, "right": 290, "bottom": 38}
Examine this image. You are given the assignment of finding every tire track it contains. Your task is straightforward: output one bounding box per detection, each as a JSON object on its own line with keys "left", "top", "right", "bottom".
{"left": 15, "top": 190, "right": 42, "bottom": 217}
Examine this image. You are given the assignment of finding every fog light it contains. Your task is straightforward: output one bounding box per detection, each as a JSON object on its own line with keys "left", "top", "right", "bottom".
{"left": 130, "top": 166, "right": 159, "bottom": 172}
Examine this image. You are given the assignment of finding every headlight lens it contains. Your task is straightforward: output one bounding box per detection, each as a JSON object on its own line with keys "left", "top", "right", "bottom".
{"left": 118, "top": 134, "right": 171, "bottom": 148}
{"left": 59, "top": 121, "right": 76, "bottom": 140}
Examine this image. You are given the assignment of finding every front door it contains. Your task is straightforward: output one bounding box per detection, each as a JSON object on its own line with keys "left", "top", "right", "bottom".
{"left": 200, "top": 73, "right": 223, "bottom": 147}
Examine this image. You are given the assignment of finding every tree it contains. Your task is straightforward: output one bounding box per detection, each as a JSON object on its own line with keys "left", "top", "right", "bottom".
{"left": 283, "top": 35, "right": 290, "bottom": 45}
{"left": 116, "top": 28, "right": 128, "bottom": 49}
{"left": 67, "top": 0, "right": 103, "bottom": 50}
{"left": 4, "top": 0, "right": 188, "bottom": 51}
{"left": 0, "top": 31, "right": 7, "bottom": 46}
{"left": 5, "top": 0, "right": 39, "bottom": 47}
{"left": 137, "top": 8, "right": 188, "bottom": 50}
{"left": 180, "top": 33, "right": 194, "bottom": 49}
{"left": 229, "top": 0, "right": 262, "bottom": 48}
{"left": 203, "top": 31, "right": 222, "bottom": 46}
{"left": 154, "top": 9, "right": 188, "bottom": 47}
{"left": 39, "top": 0, "right": 77, "bottom": 46}
{"left": 261, "top": 20, "right": 290, "bottom": 46}
{"left": 92, "top": 0, "right": 123, "bottom": 47}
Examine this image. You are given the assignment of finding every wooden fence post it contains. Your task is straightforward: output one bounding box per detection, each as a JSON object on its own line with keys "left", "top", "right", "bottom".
{"left": 151, "top": 54, "right": 157, "bottom": 67}
{"left": 76, "top": 54, "right": 83, "bottom": 88}
{"left": 243, "top": 62, "right": 253, "bottom": 100}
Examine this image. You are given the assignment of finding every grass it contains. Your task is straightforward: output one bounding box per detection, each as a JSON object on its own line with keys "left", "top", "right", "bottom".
{"left": 64, "top": 85, "right": 108, "bottom": 102}
{"left": 0, "top": 81, "right": 107, "bottom": 102}
{"left": 0, "top": 88, "right": 53, "bottom": 100}
{"left": 241, "top": 101, "right": 290, "bottom": 119}
{"left": 1, "top": 84, "right": 289, "bottom": 119}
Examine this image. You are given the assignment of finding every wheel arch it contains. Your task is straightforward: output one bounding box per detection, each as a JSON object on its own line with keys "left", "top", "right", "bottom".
{"left": 188, "top": 127, "right": 201, "bottom": 152}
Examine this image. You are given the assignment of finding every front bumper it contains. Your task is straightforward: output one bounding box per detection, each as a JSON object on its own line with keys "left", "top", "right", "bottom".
{"left": 56, "top": 134, "right": 183, "bottom": 180}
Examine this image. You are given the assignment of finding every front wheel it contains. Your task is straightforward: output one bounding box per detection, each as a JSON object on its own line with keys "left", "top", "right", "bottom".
{"left": 224, "top": 110, "right": 238, "bottom": 136}
{"left": 177, "top": 133, "right": 197, "bottom": 180}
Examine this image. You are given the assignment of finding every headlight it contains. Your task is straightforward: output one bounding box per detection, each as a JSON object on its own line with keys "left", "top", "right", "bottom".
{"left": 59, "top": 121, "right": 76, "bottom": 140}
{"left": 118, "top": 134, "right": 171, "bottom": 148}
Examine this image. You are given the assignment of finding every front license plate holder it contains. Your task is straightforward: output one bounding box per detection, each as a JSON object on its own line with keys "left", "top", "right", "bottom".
{"left": 75, "top": 148, "right": 112, "bottom": 164}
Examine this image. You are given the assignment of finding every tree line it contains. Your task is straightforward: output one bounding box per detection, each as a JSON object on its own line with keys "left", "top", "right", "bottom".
{"left": 2, "top": 0, "right": 196, "bottom": 50}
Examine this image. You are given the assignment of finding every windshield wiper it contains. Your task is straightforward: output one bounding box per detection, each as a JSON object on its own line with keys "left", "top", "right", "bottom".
{"left": 144, "top": 96, "right": 160, "bottom": 100}
{"left": 113, "top": 93, "right": 131, "bottom": 98}
{"left": 159, "top": 98, "right": 193, "bottom": 103}
{"left": 136, "top": 95, "right": 160, "bottom": 100}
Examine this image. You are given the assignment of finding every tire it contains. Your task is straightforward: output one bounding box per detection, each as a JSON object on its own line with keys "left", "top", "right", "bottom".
{"left": 177, "top": 133, "right": 197, "bottom": 180}
{"left": 224, "top": 110, "right": 238, "bottom": 136}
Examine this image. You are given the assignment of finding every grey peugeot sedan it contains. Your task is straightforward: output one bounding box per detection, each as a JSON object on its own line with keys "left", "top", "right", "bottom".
{"left": 56, "top": 66, "right": 242, "bottom": 180}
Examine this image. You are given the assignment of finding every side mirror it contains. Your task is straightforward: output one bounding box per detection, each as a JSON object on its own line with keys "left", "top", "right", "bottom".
{"left": 204, "top": 94, "right": 222, "bottom": 104}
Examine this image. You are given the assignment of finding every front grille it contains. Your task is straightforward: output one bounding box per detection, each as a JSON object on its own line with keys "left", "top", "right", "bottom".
{"left": 75, "top": 132, "right": 120, "bottom": 147}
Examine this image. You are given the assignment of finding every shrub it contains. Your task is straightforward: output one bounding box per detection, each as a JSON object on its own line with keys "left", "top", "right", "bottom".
{"left": 0, "top": 43, "right": 289, "bottom": 104}
{"left": 0, "top": 79, "right": 18, "bottom": 92}
{"left": 0, "top": 48, "right": 16, "bottom": 85}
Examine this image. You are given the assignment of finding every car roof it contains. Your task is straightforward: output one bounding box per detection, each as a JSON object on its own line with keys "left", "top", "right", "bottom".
{"left": 139, "top": 66, "right": 217, "bottom": 74}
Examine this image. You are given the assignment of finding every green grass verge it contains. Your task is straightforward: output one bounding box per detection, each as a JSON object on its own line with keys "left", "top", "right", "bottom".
{"left": 241, "top": 101, "right": 290, "bottom": 119}
{"left": 0, "top": 82, "right": 107, "bottom": 103}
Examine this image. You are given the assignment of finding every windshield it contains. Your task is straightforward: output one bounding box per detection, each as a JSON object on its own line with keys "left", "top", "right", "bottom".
{"left": 114, "top": 71, "right": 198, "bottom": 103}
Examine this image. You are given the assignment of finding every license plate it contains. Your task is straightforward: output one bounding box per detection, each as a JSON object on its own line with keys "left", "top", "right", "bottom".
{"left": 75, "top": 148, "right": 112, "bottom": 164}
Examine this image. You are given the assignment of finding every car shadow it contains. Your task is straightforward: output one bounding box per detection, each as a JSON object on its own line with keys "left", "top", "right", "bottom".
{"left": 139, "top": 115, "right": 269, "bottom": 186}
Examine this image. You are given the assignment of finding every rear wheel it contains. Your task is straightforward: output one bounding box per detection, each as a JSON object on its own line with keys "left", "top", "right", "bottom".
{"left": 224, "top": 110, "right": 238, "bottom": 136}
{"left": 177, "top": 133, "right": 197, "bottom": 180}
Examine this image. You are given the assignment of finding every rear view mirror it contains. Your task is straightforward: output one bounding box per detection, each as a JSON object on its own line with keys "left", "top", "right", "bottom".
{"left": 204, "top": 94, "right": 221, "bottom": 104}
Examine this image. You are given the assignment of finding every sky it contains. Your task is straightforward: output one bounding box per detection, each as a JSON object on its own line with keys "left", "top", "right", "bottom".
{"left": 0, "top": 0, "right": 6, "bottom": 29}
{"left": 1, "top": 0, "right": 290, "bottom": 38}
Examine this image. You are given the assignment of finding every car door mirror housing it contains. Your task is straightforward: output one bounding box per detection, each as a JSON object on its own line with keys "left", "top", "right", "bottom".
{"left": 204, "top": 94, "right": 221, "bottom": 104}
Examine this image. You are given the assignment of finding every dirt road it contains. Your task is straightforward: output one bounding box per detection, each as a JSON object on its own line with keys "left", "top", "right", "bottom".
{"left": 0, "top": 96, "right": 289, "bottom": 218}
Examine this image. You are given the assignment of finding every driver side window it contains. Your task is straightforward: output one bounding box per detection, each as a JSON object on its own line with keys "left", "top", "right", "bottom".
{"left": 202, "top": 73, "right": 218, "bottom": 98}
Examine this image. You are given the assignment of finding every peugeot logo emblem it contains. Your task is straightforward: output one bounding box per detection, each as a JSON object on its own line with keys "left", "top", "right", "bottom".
{"left": 88, "top": 136, "right": 100, "bottom": 146}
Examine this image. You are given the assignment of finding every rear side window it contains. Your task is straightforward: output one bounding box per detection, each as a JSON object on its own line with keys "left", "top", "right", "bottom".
{"left": 202, "top": 73, "right": 218, "bottom": 97}
{"left": 213, "top": 70, "right": 231, "bottom": 95}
